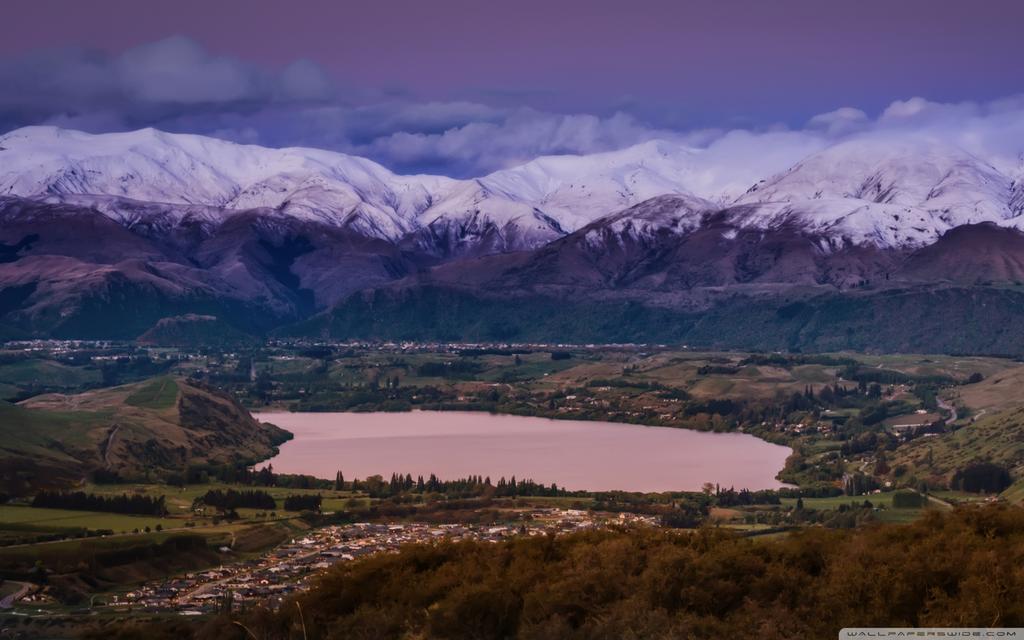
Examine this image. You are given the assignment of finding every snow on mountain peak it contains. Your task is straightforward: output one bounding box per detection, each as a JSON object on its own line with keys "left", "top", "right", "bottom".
{"left": 0, "top": 126, "right": 461, "bottom": 240}
{"left": 733, "top": 134, "right": 1024, "bottom": 248}
{"left": 2, "top": 126, "right": 1024, "bottom": 252}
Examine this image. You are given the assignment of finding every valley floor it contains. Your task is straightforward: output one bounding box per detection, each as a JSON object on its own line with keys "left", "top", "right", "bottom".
{"left": 2, "top": 340, "right": 1024, "bottom": 636}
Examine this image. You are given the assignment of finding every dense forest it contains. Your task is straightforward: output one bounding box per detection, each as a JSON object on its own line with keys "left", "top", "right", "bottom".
{"left": 195, "top": 489, "right": 276, "bottom": 513}
{"left": 282, "top": 493, "right": 322, "bottom": 512}
{"left": 31, "top": 491, "right": 167, "bottom": 516}
{"left": 93, "top": 505, "right": 1024, "bottom": 640}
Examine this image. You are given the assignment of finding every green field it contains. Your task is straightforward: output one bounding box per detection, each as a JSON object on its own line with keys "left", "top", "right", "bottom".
{"left": 779, "top": 490, "right": 938, "bottom": 522}
{"left": 84, "top": 482, "right": 361, "bottom": 515}
{"left": 0, "top": 382, "right": 20, "bottom": 401}
{"left": 124, "top": 377, "right": 179, "bottom": 409}
{"left": 0, "top": 482, "right": 364, "bottom": 550}
{"left": 0, "top": 400, "right": 108, "bottom": 459}
{"left": 0, "top": 359, "right": 101, "bottom": 389}
{"left": 0, "top": 505, "right": 179, "bottom": 533}
{"left": 781, "top": 491, "right": 910, "bottom": 510}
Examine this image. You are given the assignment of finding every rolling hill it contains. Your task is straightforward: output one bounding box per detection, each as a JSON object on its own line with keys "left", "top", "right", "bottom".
{"left": 0, "top": 377, "right": 290, "bottom": 495}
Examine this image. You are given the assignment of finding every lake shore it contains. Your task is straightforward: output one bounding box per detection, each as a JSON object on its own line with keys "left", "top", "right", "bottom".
{"left": 254, "top": 410, "right": 793, "bottom": 493}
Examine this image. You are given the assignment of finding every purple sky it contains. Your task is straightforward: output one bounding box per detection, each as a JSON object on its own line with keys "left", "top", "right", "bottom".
{"left": 2, "top": 0, "right": 1023, "bottom": 174}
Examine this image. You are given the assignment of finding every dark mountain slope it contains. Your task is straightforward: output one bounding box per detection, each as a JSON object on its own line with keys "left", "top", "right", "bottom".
{"left": 898, "top": 222, "right": 1024, "bottom": 284}
{"left": 293, "top": 199, "right": 1024, "bottom": 353}
{"left": 410, "top": 196, "right": 901, "bottom": 303}
{"left": 6, "top": 187, "right": 1024, "bottom": 352}
{"left": 0, "top": 198, "right": 421, "bottom": 339}
{"left": 296, "top": 283, "right": 1024, "bottom": 354}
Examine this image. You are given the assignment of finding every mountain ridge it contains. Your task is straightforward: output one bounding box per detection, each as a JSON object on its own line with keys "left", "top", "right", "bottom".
{"left": 4, "top": 126, "right": 1024, "bottom": 351}
{"left": 6, "top": 126, "right": 1022, "bottom": 253}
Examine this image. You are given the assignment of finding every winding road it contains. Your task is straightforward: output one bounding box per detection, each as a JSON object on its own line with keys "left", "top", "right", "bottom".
{"left": 937, "top": 397, "right": 957, "bottom": 424}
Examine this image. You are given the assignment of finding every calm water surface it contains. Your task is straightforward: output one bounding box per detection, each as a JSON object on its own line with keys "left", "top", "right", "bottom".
{"left": 254, "top": 411, "right": 792, "bottom": 492}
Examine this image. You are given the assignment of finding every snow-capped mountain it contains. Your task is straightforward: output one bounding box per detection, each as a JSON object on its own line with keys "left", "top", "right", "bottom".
{"left": 0, "top": 127, "right": 713, "bottom": 250}
{"left": 403, "top": 141, "right": 711, "bottom": 256}
{"left": 470, "top": 140, "right": 705, "bottom": 229}
{"left": 5, "top": 125, "right": 1024, "bottom": 346}
{"left": 4, "top": 126, "right": 1023, "bottom": 254}
{"left": 733, "top": 136, "right": 1024, "bottom": 248}
{"left": 0, "top": 126, "right": 456, "bottom": 241}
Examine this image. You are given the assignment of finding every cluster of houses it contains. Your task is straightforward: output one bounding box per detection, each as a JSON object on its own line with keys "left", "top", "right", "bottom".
{"left": 766, "top": 419, "right": 836, "bottom": 436}
{"left": 106, "top": 510, "right": 658, "bottom": 615}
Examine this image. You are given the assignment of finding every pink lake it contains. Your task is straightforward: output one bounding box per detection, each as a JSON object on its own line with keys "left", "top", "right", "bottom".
{"left": 254, "top": 411, "right": 792, "bottom": 492}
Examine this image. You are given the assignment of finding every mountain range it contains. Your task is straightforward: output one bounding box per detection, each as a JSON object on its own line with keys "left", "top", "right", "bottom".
{"left": 2, "top": 125, "right": 1024, "bottom": 352}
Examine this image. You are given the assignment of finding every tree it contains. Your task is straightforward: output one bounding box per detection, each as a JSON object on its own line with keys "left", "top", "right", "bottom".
{"left": 255, "top": 464, "right": 276, "bottom": 487}
{"left": 892, "top": 491, "right": 926, "bottom": 508}
{"left": 31, "top": 491, "right": 168, "bottom": 516}
{"left": 951, "top": 462, "right": 1012, "bottom": 493}
{"left": 875, "top": 452, "right": 891, "bottom": 476}
{"left": 283, "top": 494, "right": 322, "bottom": 512}
{"left": 254, "top": 369, "right": 273, "bottom": 399}
{"left": 196, "top": 489, "right": 275, "bottom": 513}
{"left": 819, "top": 384, "right": 835, "bottom": 405}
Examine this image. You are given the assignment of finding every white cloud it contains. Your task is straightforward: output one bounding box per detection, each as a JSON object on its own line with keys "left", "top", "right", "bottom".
{"left": 870, "top": 95, "right": 1024, "bottom": 171}
{"left": 277, "top": 59, "right": 335, "bottom": 102}
{"left": 806, "top": 107, "right": 868, "bottom": 136}
{"left": 113, "top": 37, "right": 260, "bottom": 104}
{"left": 355, "top": 110, "right": 685, "bottom": 175}
{"left": 0, "top": 36, "right": 1023, "bottom": 179}
{"left": 692, "top": 129, "right": 830, "bottom": 197}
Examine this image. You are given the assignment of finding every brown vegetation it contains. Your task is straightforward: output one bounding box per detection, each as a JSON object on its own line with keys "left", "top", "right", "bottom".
{"left": 92, "top": 505, "right": 1024, "bottom": 639}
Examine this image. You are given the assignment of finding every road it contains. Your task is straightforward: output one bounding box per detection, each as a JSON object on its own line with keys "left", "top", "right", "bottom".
{"left": 937, "top": 396, "right": 957, "bottom": 424}
{"left": 924, "top": 493, "right": 954, "bottom": 510}
{"left": 101, "top": 424, "right": 120, "bottom": 467}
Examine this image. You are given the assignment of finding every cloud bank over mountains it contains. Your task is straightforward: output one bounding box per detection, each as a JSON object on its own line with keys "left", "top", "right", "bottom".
{"left": 1, "top": 36, "right": 1022, "bottom": 179}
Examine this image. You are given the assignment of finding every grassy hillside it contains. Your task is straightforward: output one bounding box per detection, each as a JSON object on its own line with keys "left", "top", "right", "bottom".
{"left": 0, "top": 400, "right": 109, "bottom": 490}
{"left": 1, "top": 377, "right": 291, "bottom": 494}
{"left": 948, "top": 364, "right": 1024, "bottom": 416}
{"left": 0, "top": 358, "right": 102, "bottom": 390}
{"left": 124, "top": 377, "right": 179, "bottom": 409}
{"left": 889, "top": 406, "right": 1024, "bottom": 495}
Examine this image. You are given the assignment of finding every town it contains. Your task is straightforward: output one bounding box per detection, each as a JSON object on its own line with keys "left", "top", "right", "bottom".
{"left": 102, "top": 510, "right": 658, "bottom": 615}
